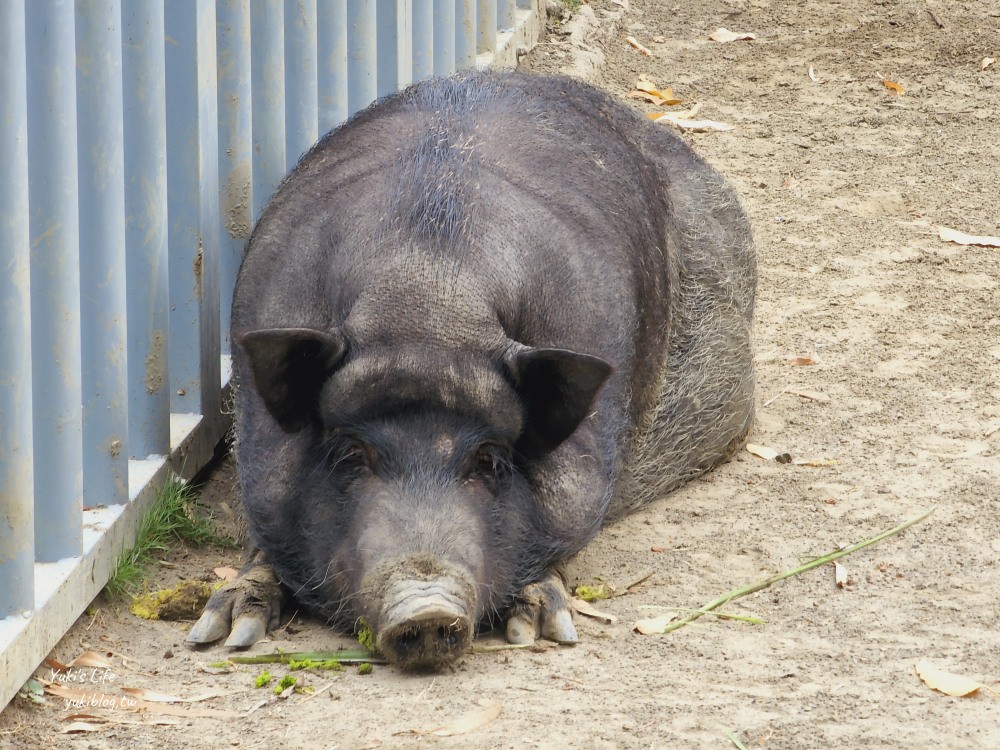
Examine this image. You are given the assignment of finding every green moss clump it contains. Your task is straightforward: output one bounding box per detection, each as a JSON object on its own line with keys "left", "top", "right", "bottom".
{"left": 273, "top": 675, "right": 297, "bottom": 694}
{"left": 357, "top": 662, "right": 373, "bottom": 676}
{"left": 575, "top": 583, "right": 612, "bottom": 602}
{"left": 287, "top": 658, "right": 343, "bottom": 672}
{"left": 254, "top": 671, "right": 273, "bottom": 688}
{"left": 130, "top": 580, "right": 213, "bottom": 620}
{"left": 356, "top": 618, "right": 376, "bottom": 652}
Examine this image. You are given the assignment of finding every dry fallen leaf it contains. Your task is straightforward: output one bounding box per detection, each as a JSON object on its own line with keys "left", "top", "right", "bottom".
{"left": 628, "top": 90, "right": 668, "bottom": 106}
{"left": 834, "top": 560, "right": 848, "bottom": 588}
{"left": 634, "top": 614, "right": 673, "bottom": 635}
{"left": 787, "top": 356, "right": 817, "bottom": 366}
{"left": 626, "top": 36, "right": 652, "bottom": 56}
{"left": 571, "top": 597, "right": 618, "bottom": 624}
{"left": 937, "top": 225, "right": 1000, "bottom": 248}
{"left": 647, "top": 112, "right": 734, "bottom": 132}
{"left": 667, "top": 102, "right": 703, "bottom": 120}
{"left": 746, "top": 444, "right": 792, "bottom": 463}
{"left": 124, "top": 701, "right": 243, "bottom": 719}
{"left": 214, "top": 566, "right": 239, "bottom": 581}
{"left": 47, "top": 650, "right": 116, "bottom": 671}
{"left": 709, "top": 28, "right": 757, "bottom": 43}
{"left": 61, "top": 722, "right": 105, "bottom": 734}
{"left": 628, "top": 79, "right": 684, "bottom": 106}
{"left": 71, "top": 651, "right": 115, "bottom": 669}
{"left": 915, "top": 661, "right": 994, "bottom": 697}
{"left": 882, "top": 79, "right": 905, "bottom": 96}
{"left": 398, "top": 699, "right": 502, "bottom": 736}
{"left": 982, "top": 57, "right": 996, "bottom": 71}
{"left": 791, "top": 457, "right": 838, "bottom": 467}
{"left": 62, "top": 713, "right": 180, "bottom": 730}
{"left": 634, "top": 78, "right": 660, "bottom": 95}
{"left": 120, "top": 687, "right": 228, "bottom": 703}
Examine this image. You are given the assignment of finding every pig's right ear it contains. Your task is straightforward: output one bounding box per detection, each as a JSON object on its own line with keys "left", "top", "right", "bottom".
{"left": 238, "top": 327, "right": 346, "bottom": 433}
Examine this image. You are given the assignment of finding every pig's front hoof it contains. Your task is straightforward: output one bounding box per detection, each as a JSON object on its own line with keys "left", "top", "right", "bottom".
{"left": 505, "top": 571, "right": 578, "bottom": 646}
{"left": 186, "top": 555, "right": 283, "bottom": 649}
{"left": 375, "top": 580, "right": 473, "bottom": 669}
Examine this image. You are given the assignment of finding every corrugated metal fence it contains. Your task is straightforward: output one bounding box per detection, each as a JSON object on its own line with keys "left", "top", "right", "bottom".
{"left": 0, "top": 0, "right": 542, "bottom": 710}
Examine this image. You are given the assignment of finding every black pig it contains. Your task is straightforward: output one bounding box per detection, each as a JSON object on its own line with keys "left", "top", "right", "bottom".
{"left": 187, "top": 71, "right": 756, "bottom": 668}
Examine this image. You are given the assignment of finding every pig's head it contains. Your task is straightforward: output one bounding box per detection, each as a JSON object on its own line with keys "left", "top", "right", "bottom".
{"left": 238, "top": 327, "right": 611, "bottom": 668}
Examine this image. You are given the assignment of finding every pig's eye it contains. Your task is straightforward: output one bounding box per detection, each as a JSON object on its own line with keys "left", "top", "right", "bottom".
{"left": 467, "top": 444, "right": 507, "bottom": 490}
{"left": 331, "top": 439, "right": 376, "bottom": 475}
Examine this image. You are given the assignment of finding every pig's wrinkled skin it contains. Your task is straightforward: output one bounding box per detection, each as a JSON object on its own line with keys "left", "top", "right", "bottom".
{"left": 187, "top": 71, "right": 755, "bottom": 668}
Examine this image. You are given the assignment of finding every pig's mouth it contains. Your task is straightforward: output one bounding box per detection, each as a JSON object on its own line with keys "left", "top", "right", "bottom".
{"left": 376, "top": 579, "right": 473, "bottom": 668}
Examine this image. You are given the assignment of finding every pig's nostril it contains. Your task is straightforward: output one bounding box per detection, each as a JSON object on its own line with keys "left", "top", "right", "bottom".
{"left": 437, "top": 624, "right": 459, "bottom": 647}
{"left": 397, "top": 627, "right": 421, "bottom": 648}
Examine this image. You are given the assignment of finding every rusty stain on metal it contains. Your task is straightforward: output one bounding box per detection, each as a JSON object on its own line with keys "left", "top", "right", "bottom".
{"left": 193, "top": 243, "right": 203, "bottom": 285}
{"left": 222, "top": 157, "right": 251, "bottom": 239}
{"left": 145, "top": 329, "right": 165, "bottom": 394}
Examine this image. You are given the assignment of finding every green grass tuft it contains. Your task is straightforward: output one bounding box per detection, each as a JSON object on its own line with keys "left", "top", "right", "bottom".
{"left": 105, "top": 478, "right": 233, "bottom": 599}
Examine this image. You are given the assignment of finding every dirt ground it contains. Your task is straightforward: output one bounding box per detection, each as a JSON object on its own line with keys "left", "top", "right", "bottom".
{"left": 3, "top": 0, "right": 999, "bottom": 747}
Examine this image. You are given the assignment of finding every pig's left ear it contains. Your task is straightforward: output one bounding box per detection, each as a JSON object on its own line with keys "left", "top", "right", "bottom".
{"left": 507, "top": 346, "right": 613, "bottom": 457}
{"left": 239, "top": 327, "right": 346, "bottom": 433}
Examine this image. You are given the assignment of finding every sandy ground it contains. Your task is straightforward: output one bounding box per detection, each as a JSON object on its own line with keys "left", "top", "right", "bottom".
{"left": 3, "top": 1, "right": 999, "bottom": 747}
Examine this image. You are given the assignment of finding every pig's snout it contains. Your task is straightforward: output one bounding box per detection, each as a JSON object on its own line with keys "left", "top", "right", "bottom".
{"left": 375, "top": 579, "right": 474, "bottom": 669}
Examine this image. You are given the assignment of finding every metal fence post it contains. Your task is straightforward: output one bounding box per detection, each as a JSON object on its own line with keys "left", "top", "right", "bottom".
{"left": 455, "top": 0, "right": 475, "bottom": 68}
{"left": 76, "top": 0, "right": 129, "bottom": 509}
{"left": 318, "top": 0, "right": 349, "bottom": 134}
{"left": 251, "top": 0, "right": 286, "bottom": 219}
{"left": 433, "top": 0, "right": 456, "bottom": 76}
{"left": 498, "top": 0, "right": 515, "bottom": 29}
{"left": 165, "top": 0, "right": 222, "bottom": 423}
{"left": 217, "top": 0, "right": 253, "bottom": 355}
{"left": 123, "top": 3, "right": 171, "bottom": 459}
{"left": 0, "top": 0, "right": 35, "bottom": 616}
{"left": 478, "top": 0, "right": 496, "bottom": 54}
{"left": 285, "top": 0, "right": 319, "bottom": 168}
{"left": 26, "top": 0, "right": 84, "bottom": 562}
{"left": 412, "top": 0, "right": 434, "bottom": 81}
{"left": 348, "top": 0, "right": 377, "bottom": 116}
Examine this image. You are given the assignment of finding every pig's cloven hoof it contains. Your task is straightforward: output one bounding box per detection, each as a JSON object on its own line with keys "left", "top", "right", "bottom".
{"left": 505, "top": 571, "right": 578, "bottom": 646}
{"left": 376, "top": 579, "right": 473, "bottom": 669}
{"left": 186, "top": 555, "right": 283, "bottom": 649}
